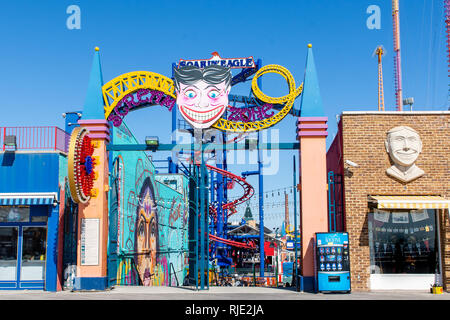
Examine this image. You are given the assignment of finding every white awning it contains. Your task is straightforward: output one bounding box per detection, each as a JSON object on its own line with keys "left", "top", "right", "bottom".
{"left": 0, "top": 193, "right": 58, "bottom": 206}
{"left": 369, "top": 195, "right": 450, "bottom": 210}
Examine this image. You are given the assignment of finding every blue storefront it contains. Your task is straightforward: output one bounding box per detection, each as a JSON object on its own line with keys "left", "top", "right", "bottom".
{"left": 0, "top": 151, "right": 65, "bottom": 291}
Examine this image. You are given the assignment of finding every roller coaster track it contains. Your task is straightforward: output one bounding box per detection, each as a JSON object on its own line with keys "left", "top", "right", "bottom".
{"left": 182, "top": 150, "right": 255, "bottom": 250}
{"left": 185, "top": 152, "right": 255, "bottom": 219}
{"left": 182, "top": 140, "right": 256, "bottom": 249}
{"left": 206, "top": 163, "right": 254, "bottom": 217}
{"left": 188, "top": 157, "right": 256, "bottom": 249}
{"left": 209, "top": 234, "right": 256, "bottom": 249}
{"left": 212, "top": 64, "right": 302, "bottom": 132}
{"left": 206, "top": 163, "right": 256, "bottom": 250}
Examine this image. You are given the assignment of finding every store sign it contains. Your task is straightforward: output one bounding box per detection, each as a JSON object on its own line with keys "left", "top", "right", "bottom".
{"left": 227, "top": 104, "right": 274, "bottom": 123}
{"left": 286, "top": 240, "right": 300, "bottom": 250}
{"left": 178, "top": 52, "right": 255, "bottom": 69}
{"left": 392, "top": 212, "right": 409, "bottom": 224}
{"left": 80, "top": 218, "right": 100, "bottom": 266}
{"left": 374, "top": 209, "right": 389, "bottom": 223}
{"left": 102, "top": 56, "right": 302, "bottom": 133}
{"left": 107, "top": 89, "right": 176, "bottom": 127}
{"left": 286, "top": 241, "right": 294, "bottom": 250}
{"left": 411, "top": 210, "right": 429, "bottom": 222}
{"left": 68, "top": 127, "right": 97, "bottom": 203}
{"left": 174, "top": 62, "right": 231, "bottom": 129}
{"left": 174, "top": 59, "right": 302, "bottom": 131}
{"left": 102, "top": 71, "right": 177, "bottom": 128}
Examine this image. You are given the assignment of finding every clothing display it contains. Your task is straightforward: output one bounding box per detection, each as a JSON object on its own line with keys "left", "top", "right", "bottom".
{"left": 369, "top": 209, "right": 438, "bottom": 274}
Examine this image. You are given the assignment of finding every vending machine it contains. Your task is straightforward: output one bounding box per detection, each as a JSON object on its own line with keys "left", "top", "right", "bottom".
{"left": 315, "top": 232, "right": 351, "bottom": 293}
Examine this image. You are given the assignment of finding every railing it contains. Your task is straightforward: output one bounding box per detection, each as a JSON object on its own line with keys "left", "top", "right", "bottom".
{"left": 168, "top": 262, "right": 179, "bottom": 287}
{"left": 117, "top": 256, "right": 141, "bottom": 286}
{"left": 0, "top": 126, "right": 70, "bottom": 153}
{"left": 208, "top": 266, "right": 282, "bottom": 287}
{"left": 211, "top": 272, "right": 281, "bottom": 287}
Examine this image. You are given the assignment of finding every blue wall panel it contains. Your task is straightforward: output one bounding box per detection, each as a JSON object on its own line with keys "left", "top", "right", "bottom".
{"left": 0, "top": 152, "right": 64, "bottom": 292}
{"left": 0, "top": 153, "right": 60, "bottom": 193}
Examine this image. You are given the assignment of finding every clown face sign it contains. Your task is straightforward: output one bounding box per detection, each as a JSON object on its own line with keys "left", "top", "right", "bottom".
{"left": 103, "top": 53, "right": 301, "bottom": 133}
{"left": 173, "top": 64, "right": 231, "bottom": 129}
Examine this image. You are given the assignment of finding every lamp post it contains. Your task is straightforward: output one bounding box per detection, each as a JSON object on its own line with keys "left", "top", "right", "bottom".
{"left": 145, "top": 136, "right": 159, "bottom": 148}
{"left": 274, "top": 227, "right": 280, "bottom": 287}
{"left": 293, "top": 155, "right": 300, "bottom": 292}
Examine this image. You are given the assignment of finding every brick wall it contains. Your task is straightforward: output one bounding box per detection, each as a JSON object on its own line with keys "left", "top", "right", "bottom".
{"left": 335, "top": 113, "right": 449, "bottom": 291}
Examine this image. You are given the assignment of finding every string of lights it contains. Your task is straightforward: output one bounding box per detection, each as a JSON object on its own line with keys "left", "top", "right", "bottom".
{"left": 227, "top": 185, "right": 298, "bottom": 202}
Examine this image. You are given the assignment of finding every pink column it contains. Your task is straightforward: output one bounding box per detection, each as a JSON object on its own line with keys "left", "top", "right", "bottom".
{"left": 75, "top": 119, "right": 110, "bottom": 289}
{"left": 297, "top": 116, "right": 328, "bottom": 290}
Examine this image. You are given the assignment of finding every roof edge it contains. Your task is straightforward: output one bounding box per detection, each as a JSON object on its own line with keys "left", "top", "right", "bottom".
{"left": 341, "top": 111, "right": 450, "bottom": 115}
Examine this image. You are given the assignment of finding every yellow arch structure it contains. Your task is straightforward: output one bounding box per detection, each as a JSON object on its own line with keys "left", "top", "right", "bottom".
{"left": 102, "top": 71, "right": 176, "bottom": 121}
{"left": 102, "top": 65, "right": 302, "bottom": 133}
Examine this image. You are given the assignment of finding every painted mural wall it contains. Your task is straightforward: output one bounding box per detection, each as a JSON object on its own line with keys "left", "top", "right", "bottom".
{"left": 110, "top": 122, "right": 189, "bottom": 286}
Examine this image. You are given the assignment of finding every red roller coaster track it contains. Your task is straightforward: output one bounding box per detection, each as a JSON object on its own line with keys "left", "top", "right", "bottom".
{"left": 206, "top": 163, "right": 256, "bottom": 250}
{"left": 206, "top": 163, "right": 254, "bottom": 216}
{"left": 209, "top": 234, "right": 256, "bottom": 249}
{"left": 184, "top": 147, "right": 256, "bottom": 250}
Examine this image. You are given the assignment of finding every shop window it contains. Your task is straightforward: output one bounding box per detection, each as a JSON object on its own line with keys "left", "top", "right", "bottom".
{"left": 31, "top": 215, "right": 48, "bottom": 223}
{"left": 21, "top": 227, "right": 47, "bottom": 281}
{"left": 0, "top": 227, "right": 18, "bottom": 280}
{"left": 30, "top": 206, "right": 48, "bottom": 222}
{"left": 0, "top": 206, "right": 30, "bottom": 223}
{"left": 368, "top": 209, "right": 439, "bottom": 275}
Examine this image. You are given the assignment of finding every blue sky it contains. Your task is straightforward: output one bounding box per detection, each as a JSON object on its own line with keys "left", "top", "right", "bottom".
{"left": 0, "top": 0, "right": 447, "bottom": 229}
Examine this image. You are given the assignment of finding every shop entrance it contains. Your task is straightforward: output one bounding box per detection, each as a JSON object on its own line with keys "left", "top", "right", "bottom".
{"left": 368, "top": 208, "right": 441, "bottom": 290}
{"left": 0, "top": 223, "right": 47, "bottom": 290}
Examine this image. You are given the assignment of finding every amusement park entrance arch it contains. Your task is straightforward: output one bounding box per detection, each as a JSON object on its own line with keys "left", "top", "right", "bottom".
{"left": 68, "top": 49, "right": 329, "bottom": 292}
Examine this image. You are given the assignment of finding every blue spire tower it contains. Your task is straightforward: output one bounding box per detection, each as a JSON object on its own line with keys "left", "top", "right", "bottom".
{"left": 78, "top": 46, "right": 110, "bottom": 142}
{"left": 81, "top": 47, "right": 105, "bottom": 120}
{"left": 299, "top": 44, "right": 325, "bottom": 118}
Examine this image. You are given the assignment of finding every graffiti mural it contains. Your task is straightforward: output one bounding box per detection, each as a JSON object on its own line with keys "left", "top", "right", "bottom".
{"left": 110, "top": 121, "right": 189, "bottom": 286}
{"left": 134, "top": 176, "right": 159, "bottom": 286}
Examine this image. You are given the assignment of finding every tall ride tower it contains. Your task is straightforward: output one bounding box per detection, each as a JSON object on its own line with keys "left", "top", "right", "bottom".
{"left": 374, "top": 46, "right": 386, "bottom": 111}
{"left": 392, "top": 0, "right": 403, "bottom": 111}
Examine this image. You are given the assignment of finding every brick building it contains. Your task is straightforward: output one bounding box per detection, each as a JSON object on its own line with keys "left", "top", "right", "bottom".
{"left": 326, "top": 111, "right": 450, "bottom": 291}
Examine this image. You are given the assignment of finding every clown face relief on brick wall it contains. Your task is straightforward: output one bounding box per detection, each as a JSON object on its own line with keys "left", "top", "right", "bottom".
{"left": 173, "top": 65, "right": 231, "bottom": 129}
{"left": 384, "top": 126, "right": 425, "bottom": 183}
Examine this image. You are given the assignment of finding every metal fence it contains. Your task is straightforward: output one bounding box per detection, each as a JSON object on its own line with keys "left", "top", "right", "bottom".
{"left": 0, "top": 126, "right": 70, "bottom": 153}
{"left": 209, "top": 267, "right": 282, "bottom": 287}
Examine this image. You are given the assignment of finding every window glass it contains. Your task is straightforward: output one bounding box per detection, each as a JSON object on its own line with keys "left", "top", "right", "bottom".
{"left": 31, "top": 215, "right": 48, "bottom": 223}
{"left": 0, "top": 206, "right": 30, "bottom": 222}
{"left": 0, "top": 227, "right": 18, "bottom": 280}
{"left": 369, "top": 209, "right": 438, "bottom": 274}
{"left": 21, "top": 227, "right": 47, "bottom": 281}
{"left": 30, "top": 206, "right": 48, "bottom": 223}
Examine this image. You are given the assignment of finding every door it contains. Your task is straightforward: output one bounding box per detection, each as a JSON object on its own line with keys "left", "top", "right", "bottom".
{"left": 0, "top": 225, "right": 46, "bottom": 289}
{"left": 0, "top": 227, "right": 18, "bottom": 288}
{"left": 62, "top": 183, "right": 78, "bottom": 290}
{"left": 20, "top": 227, "right": 47, "bottom": 287}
